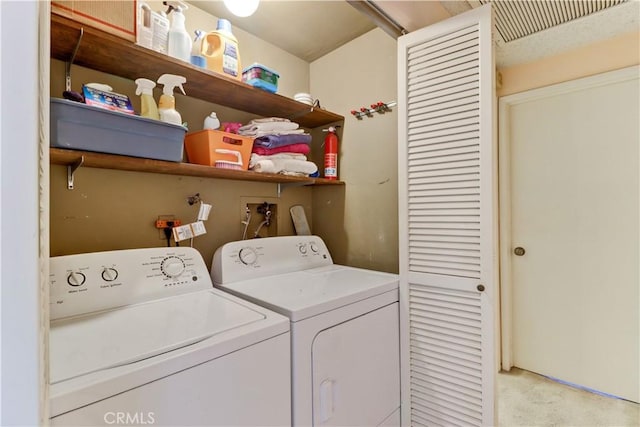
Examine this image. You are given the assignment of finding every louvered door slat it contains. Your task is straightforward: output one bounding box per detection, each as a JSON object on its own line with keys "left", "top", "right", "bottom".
{"left": 410, "top": 76, "right": 479, "bottom": 103}
{"left": 399, "top": 4, "right": 495, "bottom": 425}
{"left": 409, "top": 86, "right": 478, "bottom": 110}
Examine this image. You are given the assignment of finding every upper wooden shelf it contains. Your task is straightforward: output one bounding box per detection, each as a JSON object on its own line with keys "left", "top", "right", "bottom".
{"left": 50, "top": 14, "right": 344, "bottom": 129}
{"left": 50, "top": 148, "right": 345, "bottom": 187}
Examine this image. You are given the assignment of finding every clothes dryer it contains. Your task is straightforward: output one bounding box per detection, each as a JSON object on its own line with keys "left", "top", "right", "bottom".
{"left": 212, "top": 235, "right": 401, "bottom": 426}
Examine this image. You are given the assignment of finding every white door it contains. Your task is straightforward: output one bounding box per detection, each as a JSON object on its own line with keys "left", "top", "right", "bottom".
{"left": 500, "top": 66, "right": 639, "bottom": 403}
{"left": 398, "top": 5, "right": 497, "bottom": 426}
{"left": 312, "top": 303, "right": 400, "bottom": 426}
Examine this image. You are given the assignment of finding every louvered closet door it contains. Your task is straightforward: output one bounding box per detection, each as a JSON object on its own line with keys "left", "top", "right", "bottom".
{"left": 397, "top": 5, "right": 496, "bottom": 427}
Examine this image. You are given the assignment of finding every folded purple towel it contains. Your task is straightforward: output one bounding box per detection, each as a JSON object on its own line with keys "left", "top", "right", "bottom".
{"left": 253, "top": 133, "right": 312, "bottom": 149}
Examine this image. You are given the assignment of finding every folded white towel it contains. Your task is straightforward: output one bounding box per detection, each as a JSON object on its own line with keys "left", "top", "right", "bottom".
{"left": 250, "top": 117, "right": 291, "bottom": 123}
{"left": 240, "top": 128, "right": 306, "bottom": 137}
{"left": 251, "top": 159, "right": 318, "bottom": 175}
{"left": 249, "top": 153, "right": 307, "bottom": 168}
{"left": 238, "top": 121, "right": 299, "bottom": 134}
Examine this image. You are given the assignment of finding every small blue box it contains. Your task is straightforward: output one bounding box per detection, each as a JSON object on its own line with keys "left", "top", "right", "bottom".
{"left": 242, "top": 63, "right": 279, "bottom": 93}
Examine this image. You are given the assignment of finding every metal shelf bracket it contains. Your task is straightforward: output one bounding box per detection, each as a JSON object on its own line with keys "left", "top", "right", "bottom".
{"left": 65, "top": 27, "right": 84, "bottom": 92}
{"left": 67, "top": 156, "right": 84, "bottom": 190}
{"left": 277, "top": 181, "right": 312, "bottom": 197}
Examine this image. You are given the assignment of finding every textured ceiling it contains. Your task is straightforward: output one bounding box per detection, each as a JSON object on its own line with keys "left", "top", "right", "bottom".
{"left": 188, "top": 1, "right": 639, "bottom": 66}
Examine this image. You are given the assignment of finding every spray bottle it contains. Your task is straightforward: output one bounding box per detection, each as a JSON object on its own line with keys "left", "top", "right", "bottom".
{"left": 165, "top": 1, "right": 191, "bottom": 62}
{"left": 190, "top": 30, "right": 206, "bottom": 68}
{"left": 323, "top": 126, "right": 339, "bottom": 180}
{"left": 134, "top": 78, "right": 160, "bottom": 120}
{"left": 157, "top": 74, "right": 186, "bottom": 126}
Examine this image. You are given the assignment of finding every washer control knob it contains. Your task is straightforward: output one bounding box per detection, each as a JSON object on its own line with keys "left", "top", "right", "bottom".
{"left": 299, "top": 244, "right": 308, "bottom": 255}
{"left": 238, "top": 248, "right": 258, "bottom": 265}
{"left": 161, "top": 256, "right": 185, "bottom": 278}
{"left": 101, "top": 267, "right": 118, "bottom": 282}
{"left": 310, "top": 243, "right": 319, "bottom": 253}
{"left": 67, "top": 271, "right": 86, "bottom": 287}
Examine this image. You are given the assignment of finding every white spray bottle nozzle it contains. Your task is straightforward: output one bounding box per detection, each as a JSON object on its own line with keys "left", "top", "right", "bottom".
{"left": 164, "top": 0, "right": 188, "bottom": 14}
{"left": 135, "top": 78, "right": 156, "bottom": 95}
{"left": 157, "top": 74, "right": 187, "bottom": 96}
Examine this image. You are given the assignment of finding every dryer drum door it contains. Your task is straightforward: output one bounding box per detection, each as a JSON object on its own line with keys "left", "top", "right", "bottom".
{"left": 312, "top": 303, "right": 400, "bottom": 426}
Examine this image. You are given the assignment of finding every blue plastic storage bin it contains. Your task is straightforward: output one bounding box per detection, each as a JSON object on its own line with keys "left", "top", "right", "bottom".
{"left": 50, "top": 98, "right": 186, "bottom": 162}
{"left": 242, "top": 63, "right": 279, "bottom": 93}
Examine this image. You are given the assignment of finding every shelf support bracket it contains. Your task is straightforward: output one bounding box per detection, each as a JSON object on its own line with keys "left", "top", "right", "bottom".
{"left": 65, "top": 27, "right": 84, "bottom": 91}
{"left": 67, "top": 156, "right": 84, "bottom": 190}
{"left": 277, "top": 181, "right": 312, "bottom": 197}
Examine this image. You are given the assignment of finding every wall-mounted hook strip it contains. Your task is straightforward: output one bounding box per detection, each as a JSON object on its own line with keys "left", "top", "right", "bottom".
{"left": 65, "top": 27, "right": 84, "bottom": 92}
{"left": 350, "top": 100, "right": 397, "bottom": 120}
{"left": 67, "top": 156, "right": 84, "bottom": 190}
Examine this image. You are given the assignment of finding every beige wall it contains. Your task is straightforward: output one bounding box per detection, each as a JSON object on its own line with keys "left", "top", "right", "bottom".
{"left": 49, "top": 3, "right": 315, "bottom": 269}
{"left": 310, "top": 28, "right": 399, "bottom": 274}
{"left": 498, "top": 30, "right": 640, "bottom": 97}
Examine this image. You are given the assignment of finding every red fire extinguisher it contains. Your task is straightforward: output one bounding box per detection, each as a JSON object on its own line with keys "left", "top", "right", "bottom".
{"left": 323, "top": 126, "right": 339, "bottom": 180}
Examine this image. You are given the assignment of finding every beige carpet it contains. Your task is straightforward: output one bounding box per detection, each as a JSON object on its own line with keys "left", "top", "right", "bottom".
{"left": 498, "top": 368, "right": 639, "bottom": 427}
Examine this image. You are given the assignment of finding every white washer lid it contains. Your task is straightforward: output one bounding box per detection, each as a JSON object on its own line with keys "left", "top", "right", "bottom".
{"left": 218, "top": 265, "right": 399, "bottom": 322}
{"left": 50, "top": 289, "right": 264, "bottom": 384}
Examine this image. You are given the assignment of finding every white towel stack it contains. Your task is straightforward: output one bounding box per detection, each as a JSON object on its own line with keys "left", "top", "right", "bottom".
{"left": 249, "top": 153, "right": 317, "bottom": 176}
{"left": 239, "top": 117, "right": 307, "bottom": 137}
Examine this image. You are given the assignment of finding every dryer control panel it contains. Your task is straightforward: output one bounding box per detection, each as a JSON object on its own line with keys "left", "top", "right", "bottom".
{"left": 211, "top": 235, "right": 333, "bottom": 285}
{"left": 50, "top": 247, "right": 212, "bottom": 320}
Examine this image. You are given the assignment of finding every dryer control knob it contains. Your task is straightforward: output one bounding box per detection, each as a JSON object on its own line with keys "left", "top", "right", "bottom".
{"left": 161, "top": 256, "right": 185, "bottom": 278}
{"left": 299, "top": 244, "right": 308, "bottom": 254}
{"left": 238, "top": 248, "right": 258, "bottom": 265}
{"left": 310, "top": 243, "right": 319, "bottom": 253}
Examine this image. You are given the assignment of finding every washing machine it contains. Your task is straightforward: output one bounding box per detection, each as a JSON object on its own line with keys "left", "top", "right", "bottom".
{"left": 212, "top": 235, "right": 401, "bottom": 426}
{"left": 49, "top": 247, "right": 291, "bottom": 426}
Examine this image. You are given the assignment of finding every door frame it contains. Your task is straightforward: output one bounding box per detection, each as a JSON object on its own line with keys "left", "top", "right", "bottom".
{"left": 498, "top": 64, "right": 640, "bottom": 370}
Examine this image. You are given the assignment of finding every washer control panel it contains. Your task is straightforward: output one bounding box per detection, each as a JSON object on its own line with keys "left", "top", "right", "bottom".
{"left": 211, "top": 235, "right": 333, "bottom": 285}
{"left": 50, "top": 247, "right": 211, "bottom": 320}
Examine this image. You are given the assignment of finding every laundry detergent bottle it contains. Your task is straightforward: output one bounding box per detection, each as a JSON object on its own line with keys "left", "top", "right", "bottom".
{"left": 201, "top": 19, "right": 241, "bottom": 80}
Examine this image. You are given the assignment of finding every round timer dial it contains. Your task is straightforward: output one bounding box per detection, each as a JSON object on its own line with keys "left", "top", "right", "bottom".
{"left": 161, "top": 256, "right": 186, "bottom": 278}
{"left": 238, "top": 248, "right": 258, "bottom": 265}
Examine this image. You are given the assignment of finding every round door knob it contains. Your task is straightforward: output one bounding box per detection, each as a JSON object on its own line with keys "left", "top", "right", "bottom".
{"left": 477, "top": 284, "right": 485, "bottom": 292}
{"left": 514, "top": 247, "right": 526, "bottom": 256}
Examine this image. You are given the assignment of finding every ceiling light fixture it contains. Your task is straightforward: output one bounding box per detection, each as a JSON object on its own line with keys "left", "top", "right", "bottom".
{"left": 223, "top": 0, "right": 260, "bottom": 17}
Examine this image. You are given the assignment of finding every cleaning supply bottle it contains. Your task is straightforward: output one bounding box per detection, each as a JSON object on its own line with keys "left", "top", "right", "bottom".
{"left": 166, "top": 1, "right": 191, "bottom": 62}
{"left": 203, "top": 112, "right": 220, "bottom": 130}
{"left": 134, "top": 78, "right": 160, "bottom": 120}
{"left": 157, "top": 74, "right": 186, "bottom": 126}
{"left": 323, "top": 127, "right": 339, "bottom": 180}
{"left": 190, "top": 30, "right": 206, "bottom": 68}
{"left": 201, "top": 19, "right": 241, "bottom": 80}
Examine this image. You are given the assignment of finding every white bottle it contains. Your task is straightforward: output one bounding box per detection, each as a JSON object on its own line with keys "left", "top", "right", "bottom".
{"left": 204, "top": 112, "right": 220, "bottom": 130}
{"left": 157, "top": 74, "right": 186, "bottom": 126}
{"left": 166, "top": 2, "right": 191, "bottom": 62}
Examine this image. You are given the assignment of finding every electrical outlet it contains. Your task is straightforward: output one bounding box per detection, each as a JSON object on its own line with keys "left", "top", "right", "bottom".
{"left": 156, "top": 215, "right": 181, "bottom": 240}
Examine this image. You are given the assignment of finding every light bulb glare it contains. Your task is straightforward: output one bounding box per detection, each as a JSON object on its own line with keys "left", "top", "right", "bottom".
{"left": 223, "top": 0, "right": 260, "bottom": 17}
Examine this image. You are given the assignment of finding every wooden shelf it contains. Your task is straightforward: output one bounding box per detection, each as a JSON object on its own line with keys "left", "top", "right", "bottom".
{"left": 50, "top": 148, "right": 345, "bottom": 186}
{"left": 50, "top": 14, "right": 344, "bottom": 129}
